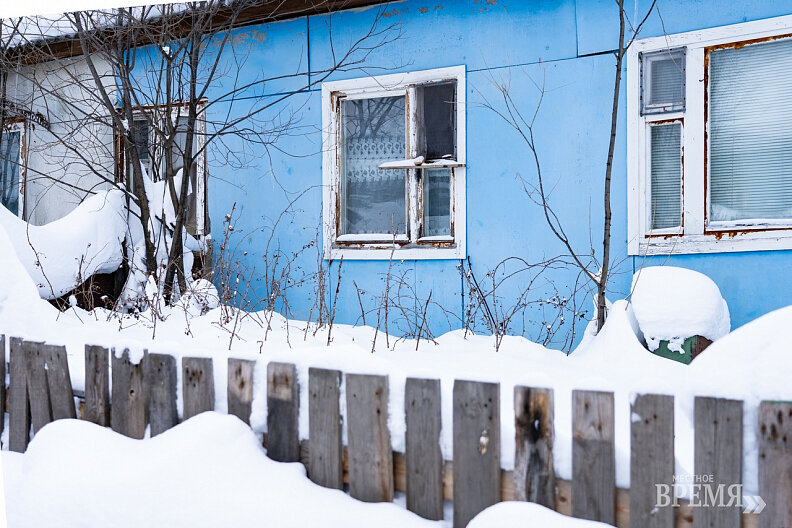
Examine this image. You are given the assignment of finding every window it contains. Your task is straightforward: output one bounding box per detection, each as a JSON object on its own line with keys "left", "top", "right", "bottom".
{"left": 322, "top": 66, "right": 466, "bottom": 260}
{"left": 628, "top": 15, "right": 792, "bottom": 255}
{"left": 120, "top": 103, "right": 208, "bottom": 238}
{"left": 0, "top": 122, "right": 25, "bottom": 218}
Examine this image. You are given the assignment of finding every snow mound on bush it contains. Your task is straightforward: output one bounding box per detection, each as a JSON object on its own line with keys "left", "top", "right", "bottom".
{"left": 469, "top": 502, "right": 613, "bottom": 527}
{"left": 630, "top": 266, "right": 730, "bottom": 352}
{"left": 4, "top": 412, "right": 437, "bottom": 528}
{"left": 0, "top": 190, "right": 128, "bottom": 299}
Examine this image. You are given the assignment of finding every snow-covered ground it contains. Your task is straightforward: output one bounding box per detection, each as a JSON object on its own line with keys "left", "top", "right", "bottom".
{"left": 2, "top": 216, "right": 791, "bottom": 526}
{"left": 1, "top": 413, "right": 439, "bottom": 528}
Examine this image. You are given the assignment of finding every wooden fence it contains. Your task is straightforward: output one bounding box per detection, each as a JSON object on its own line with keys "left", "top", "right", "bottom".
{"left": 1, "top": 335, "right": 790, "bottom": 528}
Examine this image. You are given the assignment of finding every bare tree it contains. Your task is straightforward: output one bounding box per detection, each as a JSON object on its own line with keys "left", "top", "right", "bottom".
{"left": 3, "top": 3, "right": 400, "bottom": 311}
{"left": 479, "top": 0, "right": 657, "bottom": 332}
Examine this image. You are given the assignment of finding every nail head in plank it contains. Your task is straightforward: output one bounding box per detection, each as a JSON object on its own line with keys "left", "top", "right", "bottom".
{"left": 758, "top": 400, "right": 791, "bottom": 528}
{"left": 452, "top": 379, "right": 501, "bottom": 528}
{"left": 111, "top": 349, "right": 148, "bottom": 439}
{"left": 693, "top": 396, "right": 742, "bottom": 528}
{"left": 227, "top": 358, "right": 255, "bottom": 425}
{"left": 182, "top": 357, "right": 215, "bottom": 420}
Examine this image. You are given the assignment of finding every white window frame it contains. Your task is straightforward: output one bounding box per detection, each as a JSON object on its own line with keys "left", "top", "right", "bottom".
{"left": 628, "top": 15, "right": 792, "bottom": 255}
{"left": 123, "top": 102, "right": 208, "bottom": 238}
{"left": 322, "top": 66, "right": 466, "bottom": 260}
{"left": 1, "top": 120, "right": 27, "bottom": 220}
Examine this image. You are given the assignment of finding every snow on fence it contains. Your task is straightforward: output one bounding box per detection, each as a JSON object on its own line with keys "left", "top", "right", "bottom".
{"left": 2, "top": 335, "right": 791, "bottom": 528}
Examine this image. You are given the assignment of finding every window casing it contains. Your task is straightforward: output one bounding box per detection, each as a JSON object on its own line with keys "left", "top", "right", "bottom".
{"left": 0, "top": 121, "right": 26, "bottom": 219}
{"left": 119, "top": 102, "right": 208, "bottom": 239}
{"left": 322, "top": 66, "right": 466, "bottom": 260}
{"left": 628, "top": 15, "right": 792, "bottom": 255}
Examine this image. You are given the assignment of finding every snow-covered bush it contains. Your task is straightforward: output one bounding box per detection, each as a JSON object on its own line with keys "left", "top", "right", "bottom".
{"left": 630, "top": 266, "right": 730, "bottom": 352}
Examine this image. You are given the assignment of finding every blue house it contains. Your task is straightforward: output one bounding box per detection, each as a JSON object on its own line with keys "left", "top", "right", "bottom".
{"left": 3, "top": 1, "right": 792, "bottom": 348}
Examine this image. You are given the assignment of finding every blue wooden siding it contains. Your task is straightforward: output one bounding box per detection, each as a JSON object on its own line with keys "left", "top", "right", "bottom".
{"left": 177, "top": 0, "right": 792, "bottom": 346}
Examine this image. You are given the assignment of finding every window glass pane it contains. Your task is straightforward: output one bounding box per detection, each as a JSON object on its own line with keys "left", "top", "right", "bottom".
{"left": 423, "top": 168, "right": 451, "bottom": 236}
{"left": 641, "top": 49, "right": 685, "bottom": 114}
{"left": 173, "top": 116, "right": 200, "bottom": 236}
{"left": 710, "top": 38, "right": 792, "bottom": 222}
{"left": 0, "top": 130, "right": 21, "bottom": 216}
{"left": 420, "top": 82, "right": 456, "bottom": 160}
{"left": 340, "top": 96, "right": 406, "bottom": 235}
{"left": 649, "top": 123, "right": 682, "bottom": 230}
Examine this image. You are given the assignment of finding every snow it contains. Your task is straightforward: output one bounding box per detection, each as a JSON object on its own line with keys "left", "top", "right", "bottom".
{"left": 469, "top": 502, "right": 613, "bottom": 527}
{"left": 2, "top": 412, "right": 439, "bottom": 528}
{"left": 0, "top": 189, "right": 127, "bottom": 299}
{"left": 1, "top": 230, "right": 790, "bottom": 518}
{"left": 630, "top": 266, "right": 730, "bottom": 352}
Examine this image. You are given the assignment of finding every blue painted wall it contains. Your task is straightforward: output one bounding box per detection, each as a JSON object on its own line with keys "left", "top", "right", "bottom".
{"left": 156, "top": 0, "right": 792, "bottom": 347}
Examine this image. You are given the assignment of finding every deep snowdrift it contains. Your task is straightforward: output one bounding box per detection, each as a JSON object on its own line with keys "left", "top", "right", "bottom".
{"left": 2, "top": 412, "right": 438, "bottom": 528}
{"left": 0, "top": 190, "right": 127, "bottom": 299}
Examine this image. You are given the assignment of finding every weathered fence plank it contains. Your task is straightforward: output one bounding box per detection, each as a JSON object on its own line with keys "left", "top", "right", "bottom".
{"left": 227, "top": 358, "right": 255, "bottom": 425}
{"left": 453, "top": 379, "right": 501, "bottom": 528}
{"left": 514, "top": 386, "right": 555, "bottom": 508}
{"left": 572, "top": 390, "right": 615, "bottom": 524}
{"left": 182, "top": 357, "right": 215, "bottom": 420}
{"left": 8, "top": 337, "right": 30, "bottom": 452}
{"left": 346, "top": 373, "right": 394, "bottom": 503}
{"left": 111, "top": 349, "right": 148, "bottom": 439}
{"left": 84, "top": 345, "right": 111, "bottom": 426}
{"left": 24, "top": 340, "right": 52, "bottom": 433}
{"left": 405, "top": 377, "right": 443, "bottom": 520}
{"left": 630, "top": 393, "right": 674, "bottom": 528}
{"left": 267, "top": 362, "right": 300, "bottom": 462}
{"left": 758, "top": 401, "right": 792, "bottom": 528}
{"left": 308, "top": 367, "right": 343, "bottom": 489}
{"left": 0, "top": 335, "right": 5, "bottom": 439}
{"left": 693, "top": 396, "right": 742, "bottom": 528}
{"left": 147, "top": 353, "right": 178, "bottom": 436}
{"left": 44, "top": 344, "right": 76, "bottom": 420}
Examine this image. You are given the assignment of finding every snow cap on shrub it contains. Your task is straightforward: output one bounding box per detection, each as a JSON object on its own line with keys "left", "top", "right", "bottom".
{"left": 630, "top": 266, "right": 730, "bottom": 352}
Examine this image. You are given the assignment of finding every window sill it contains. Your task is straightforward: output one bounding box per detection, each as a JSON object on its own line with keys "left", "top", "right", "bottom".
{"left": 326, "top": 243, "right": 464, "bottom": 261}
{"left": 631, "top": 229, "right": 792, "bottom": 255}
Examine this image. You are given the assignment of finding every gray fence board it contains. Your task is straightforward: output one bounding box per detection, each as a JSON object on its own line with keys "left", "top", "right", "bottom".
{"left": 405, "top": 377, "right": 443, "bottom": 521}
{"left": 24, "top": 340, "right": 52, "bottom": 434}
{"left": 8, "top": 337, "right": 30, "bottom": 452}
{"left": 453, "top": 379, "right": 501, "bottom": 528}
{"left": 758, "top": 401, "right": 792, "bottom": 528}
{"left": 44, "top": 344, "right": 76, "bottom": 420}
{"left": 572, "top": 390, "right": 615, "bottom": 524}
{"left": 693, "top": 396, "right": 742, "bottom": 528}
{"left": 147, "top": 353, "right": 178, "bottom": 436}
{"left": 267, "top": 362, "right": 300, "bottom": 462}
{"left": 514, "top": 386, "right": 555, "bottom": 508}
{"left": 308, "top": 367, "right": 343, "bottom": 490}
{"left": 630, "top": 393, "right": 674, "bottom": 528}
{"left": 84, "top": 345, "right": 110, "bottom": 426}
{"left": 111, "top": 349, "right": 148, "bottom": 439}
{"left": 0, "top": 335, "right": 5, "bottom": 439}
{"left": 227, "top": 358, "right": 255, "bottom": 425}
{"left": 182, "top": 357, "right": 215, "bottom": 420}
{"left": 346, "top": 373, "right": 394, "bottom": 503}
